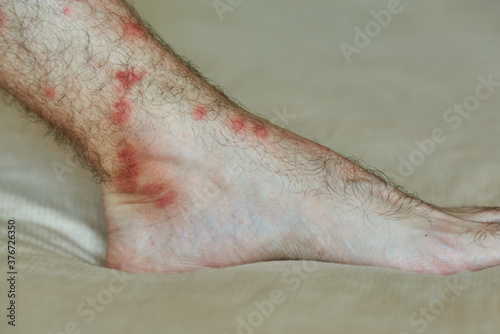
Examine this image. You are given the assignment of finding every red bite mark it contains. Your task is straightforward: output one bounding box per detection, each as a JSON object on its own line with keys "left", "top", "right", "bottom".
{"left": 62, "top": 7, "right": 71, "bottom": 16}
{"left": 123, "top": 22, "right": 143, "bottom": 39}
{"left": 155, "top": 191, "right": 177, "bottom": 208}
{"left": 44, "top": 88, "right": 56, "bottom": 98}
{"left": 116, "top": 68, "right": 143, "bottom": 91}
{"left": 253, "top": 124, "right": 267, "bottom": 139}
{"left": 112, "top": 99, "right": 131, "bottom": 124}
{"left": 230, "top": 117, "right": 246, "bottom": 133}
{"left": 114, "top": 148, "right": 140, "bottom": 193}
{"left": 140, "top": 184, "right": 164, "bottom": 196}
{"left": 191, "top": 106, "right": 207, "bottom": 121}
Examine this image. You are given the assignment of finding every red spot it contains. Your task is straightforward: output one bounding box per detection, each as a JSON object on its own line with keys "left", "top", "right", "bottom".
{"left": 44, "top": 88, "right": 56, "bottom": 98}
{"left": 155, "top": 191, "right": 177, "bottom": 208}
{"left": 230, "top": 117, "right": 246, "bottom": 133}
{"left": 112, "top": 99, "right": 131, "bottom": 124}
{"left": 253, "top": 124, "right": 267, "bottom": 139}
{"left": 123, "top": 22, "right": 143, "bottom": 39}
{"left": 116, "top": 68, "right": 143, "bottom": 91}
{"left": 191, "top": 106, "right": 207, "bottom": 121}
{"left": 62, "top": 7, "right": 71, "bottom": 16}
{"left": 114, "top": 148, "right": 140, "bottom": 193}
{"left": 141, "top": 184, "right": 164, "bottom": 196}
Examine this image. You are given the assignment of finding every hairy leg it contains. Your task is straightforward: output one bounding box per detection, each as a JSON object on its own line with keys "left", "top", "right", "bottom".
{"left": 0, "top": 0, "right": 499, "bottom": 274}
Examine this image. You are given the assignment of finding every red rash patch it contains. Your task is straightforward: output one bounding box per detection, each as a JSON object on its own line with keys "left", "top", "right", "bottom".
{"left": 191, "top": 106, "right": 207, "bottom": 121}
{"left": 155, "top": 191, "right": 177, "bottom": 208}
{"left": 141, "top": 184, "right": 164, "bottom": 196}
{"left": 230, "top": 117, "right": 246, "bottom": 133}
{"left": 62, "top": 7, "right": 71, "bottom": 16}
{"left": 44, "top": 88, "right": 56, "bottom": 98}
{"left": 116, "top": 68, "right": 143, "bottom": 91}
{"left": 253, "top": 124, "right": 267, "bottom": 139}
{"left": 114, "top": 148, "right": 140, "bottom": 193}
{"left": 112, "top": 99, "right": 132, "bottom": 124}
{"left": 123, "top": 22, "right": 143, "bottom": 39}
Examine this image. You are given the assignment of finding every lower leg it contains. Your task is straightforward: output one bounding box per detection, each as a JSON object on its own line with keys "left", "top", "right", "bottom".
{"left": 0, "top": 0, "right": 499, "bottom": 274}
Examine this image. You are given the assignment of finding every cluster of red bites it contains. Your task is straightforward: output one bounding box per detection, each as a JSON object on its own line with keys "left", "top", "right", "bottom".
{"left": 229, "top": 116, "right": 268, "bottom": 139}
{"left": 37, "top": 6, "right": 269, "bottom": 206}
{"left": 110, "top": 68, "right": 178, "bottom": 208}
{"left": 111, "top": 67, "right": 143, "bottom": 125}
{"left": 114, "top": 145, "right": 178, "bottom": 209}
{"left": 191, "top": 106, "right": 268, "bottom": 139}
{"left": 111, "top": 102, "right": 268, "bottom": 206}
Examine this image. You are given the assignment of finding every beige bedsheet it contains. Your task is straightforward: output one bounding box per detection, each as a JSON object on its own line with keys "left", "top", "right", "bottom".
{"left": 1, "top": 0, "right": 499, "bottom": 333}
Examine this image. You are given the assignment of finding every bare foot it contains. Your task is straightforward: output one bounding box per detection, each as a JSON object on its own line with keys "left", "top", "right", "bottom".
{"left": 102, "top": 105, "right": 500, "bottom": 274}
{"left": 1, "top": 0, "right": 497, "bottom": 276}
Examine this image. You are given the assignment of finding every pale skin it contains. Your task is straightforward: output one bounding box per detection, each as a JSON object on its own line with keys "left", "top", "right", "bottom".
{"left": 0, "top": 0, "right": 499, "bottom": 274}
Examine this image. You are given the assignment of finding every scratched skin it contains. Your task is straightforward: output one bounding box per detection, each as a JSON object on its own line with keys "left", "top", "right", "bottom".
{"left": 3, "top": 0, "right": 496, "bottom": 276}
{"left": 114, "top": 147, "right": 140, "bottom": 193}
{"left": 113, "top": 141, "right": 180, "bottom": 210}
{"left": 109, "top": 66, "right": 182, "bottom": 209}
{"left": 140, "top": 184, "right": 164, "bottom": 196}
{"left": 110, "top": 101, "right": 271, "bottom": 211}
{"left": 109, "top": 66, "right": 176, "bottom": 206}
{"left": 0, "top": 0, "right": 305, "bottom": 276}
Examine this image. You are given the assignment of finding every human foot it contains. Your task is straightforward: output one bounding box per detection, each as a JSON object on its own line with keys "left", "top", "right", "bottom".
{"left": 1, "top": 0, "right": 498, "bottom": 276}
{"left": 101, "top": 103, "right": 500, "bottom": 274}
